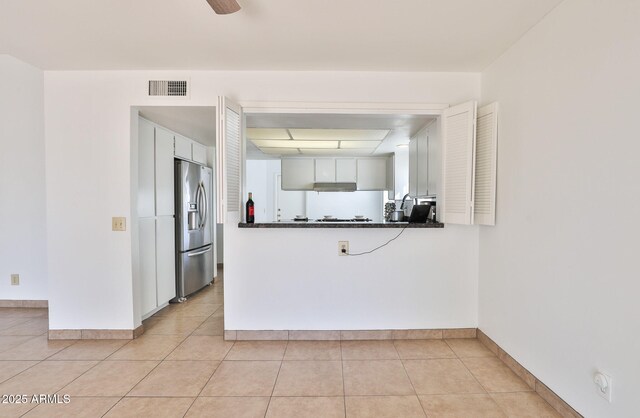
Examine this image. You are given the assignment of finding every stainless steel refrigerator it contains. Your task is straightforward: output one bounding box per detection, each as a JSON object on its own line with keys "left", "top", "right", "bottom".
{"left": 174, "top": 160, "right": 214, "bottom": 301}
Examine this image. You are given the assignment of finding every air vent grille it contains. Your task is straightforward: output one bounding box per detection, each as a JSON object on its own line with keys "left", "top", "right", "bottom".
{"left": 148, "top": 80, "right": 188, "bottom": 97}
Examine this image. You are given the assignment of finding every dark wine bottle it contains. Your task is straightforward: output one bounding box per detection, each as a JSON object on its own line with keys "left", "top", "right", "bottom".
{"left": 246, "top": 192, "right": 255, "bottom": 223}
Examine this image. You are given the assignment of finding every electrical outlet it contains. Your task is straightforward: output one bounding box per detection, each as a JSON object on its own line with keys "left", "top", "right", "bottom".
{"left": 338, "top": 241, "right": 349, "bottom": 256}
{"left": 594, "top": 372, "right": 612, "bottom": 402}
{"left": 112, "top": 217, "right": 126, "bottom": 231}
{"left": 11, "top": 274, "right": 19, "bottom": 286}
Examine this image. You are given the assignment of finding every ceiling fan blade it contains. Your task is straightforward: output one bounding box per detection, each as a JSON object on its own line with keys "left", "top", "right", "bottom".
{"left": 206, "top": 0, "right": 241, "bottom": 14}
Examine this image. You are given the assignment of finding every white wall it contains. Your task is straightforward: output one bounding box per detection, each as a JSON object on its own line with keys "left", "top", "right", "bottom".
{"left": 43, "top": 70, "right": 479, "bottom": 330}
{"left": 305, "top": 191, "right": 384, "bottom": 222}
{"left": 0, "top": 55, "right": 47, "bottom": 301}
{"left": 479, "top": 1, "right": 640, "bottom": 417}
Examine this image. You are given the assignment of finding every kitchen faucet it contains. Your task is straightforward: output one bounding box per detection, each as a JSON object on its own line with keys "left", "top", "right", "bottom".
{"left": 400, "top": 193, "right": 413, "bottom": 210}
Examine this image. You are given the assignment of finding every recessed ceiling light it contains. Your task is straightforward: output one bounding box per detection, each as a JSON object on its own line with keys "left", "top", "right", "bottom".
{"left": 252, "top": 139, "right": 338, "bottom": 149}
{"left": 289, "top": 129, "right": 389, "bottom": 141}
{"left": 246, "top": 128, "right": 290, "bottom": 140}
{"left": 340, "top": 140, "right": 381, "bottom": 149}
{"left": 300, "top": 149, "right": 375, "bottom": 156}
{"left": 259, "top": 148, "right": 300, "bottom": 155}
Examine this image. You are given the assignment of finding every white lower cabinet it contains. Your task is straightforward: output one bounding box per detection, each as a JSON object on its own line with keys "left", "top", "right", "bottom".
{"left": 156, "top": 217, "right": 176, "bottom": 305}
{"left": 139, "top": 218, "right": 158, "bottom": 316}
{"left": 140, "top": 216, "right": 176, "bottom": 318}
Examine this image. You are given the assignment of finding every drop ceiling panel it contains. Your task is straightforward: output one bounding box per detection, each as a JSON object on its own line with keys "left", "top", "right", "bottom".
{"left": 252, "top": 139, "right": 338, "bottom": 149}
{"left": 340, "top": 140, "right": 381, "bottom": 149}
{"left": 289, "top": 129, "right": 390, "bottom": 141}
{"left": 300, "top": 149, "right": 375, "bottom": 156}
{"left": 259, "top": 148, "right": 300, "bottom": 155}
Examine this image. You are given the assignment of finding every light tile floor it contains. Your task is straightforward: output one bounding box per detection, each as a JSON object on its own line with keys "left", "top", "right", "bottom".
{"left": 0, "top": 271, "right": 562, "bottom": 418}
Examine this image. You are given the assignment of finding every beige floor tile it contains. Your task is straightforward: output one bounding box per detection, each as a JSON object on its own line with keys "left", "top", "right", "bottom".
{"left": 108, "top": 334, "right": 185, "bottom": 360}
{"left": 201, "top": 360, "right": 281, "bottom": 396}
{"left": 144, "top": 315, "right": 208, "bottom": 335}
{"left": 129, "top": 360, "right": 218, "bottom": 397}
{"left": 192, "top": 316, "right": 224, "bottom": 336}
{"left": 0, "top": 360, "right": 38, "bottom": 383}
{"left": 266, "top": 397, "right": 345, "bottom": 418}
{"left": 104, "top": 397, "right": 194, "bottom": 418}
{"left": 0, "top": 335, "right": 36, "bottom": 353}
{"left": 166, "top": 335, "right": 234, "bottom": 360}
{"left": 462, "top": 357, "right": 532, "bottom": 392}
{"left": 341, "top": 340, "right": 399, "bottom": 360}
{"left": 403, "top": 359, "right": 485, "bottom": 395}
{"left": 343, "top": 360, "right": 414, "bottom": 396}
{"left": 394, "top": 340, "right": 457, "bottom": 359}
{"left": 273, "top": 360, "right": 343, "bottom": 396}
{"left": 284, "top": 341, "right": 341, "bottom": 360}
{"left": 24, "top": 396, "right": 120, "bottom": 418}
{"left": 445, "top": 339, "right": 495, "bottom": 358}
{"left": 61, "top": 360, "right": 158, "bottom": 396}
{"left": 173, "top": 302, "right": 222, "bottom": 317}
{"left": 225, "top": 341, "right": 287, "bottom": 360}
{"left": 191, "top": 291, "right": 224, "bottom": 305}
{"left": 419, "top": 394, "right": 507, "bottom": 417}
{"left": 49, "top": 339, "right": 128, "bottom": 360}
{"left": 345, "top": 395, "right": 426, "bottom": 418}
{"left": 185, "top": 397, "right": 269, "bottom": 418}
{"left": 0, "top": 360, "right": 97, "bottom": 395}
{"left": 0, "top": 308, "right": 47, "bottom": 319}
{"left": 491, "top": 391, "right": 562, "bottom": 417}
{"left": 0, "top": 336, "right": 75, "bottom": 360}
{"left": 0, "top": 401, "right": 37, "bottom": 418}
{"left": 0, "top": 318, "right": 49, "bottom": 336}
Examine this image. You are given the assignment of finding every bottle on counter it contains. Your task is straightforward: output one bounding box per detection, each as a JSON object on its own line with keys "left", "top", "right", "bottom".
{"left": 246, "top": 192, "right": 255, "bottom": 223}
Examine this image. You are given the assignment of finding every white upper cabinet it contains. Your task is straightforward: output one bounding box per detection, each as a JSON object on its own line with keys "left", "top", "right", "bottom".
{"left": 473, "top": 103, "right": 499, "bottom": 226}
{"left": 442, "top": 101, "right": 477, "bottom": 225}
{"left": 408, "top": 137, "right": 418, "bottom": 197}
{"left": 315, "top": 159, "right": 336, "bottom": 182}
{"left": 192, "top": 142, "right": 207, "bottom": 165}
{"left": 155, "top": 127, "right": 175, "bottom": 216}
{"left": 281, "top": 159, "right": 315, "bottom": 190}
{"left": 138, "top": 119, "right": 156, "bottom": 218}
{"left": 174, "top": 134, "right": 191, "bottom": 160}
{"left": 336, "top": 158, "right": 357, "bottom": 182}
{"left": 356, "top": 158, "right": 388, "bottom": 191}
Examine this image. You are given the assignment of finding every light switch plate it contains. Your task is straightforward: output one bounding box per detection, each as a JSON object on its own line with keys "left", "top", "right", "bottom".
{"left": 11, "top": 274, "right": 19, "bottom": 286}
{"left": 112, "top": 217, "right": 126, "bottom": 231}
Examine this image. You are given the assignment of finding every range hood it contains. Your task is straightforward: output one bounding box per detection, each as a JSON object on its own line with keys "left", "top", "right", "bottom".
{"left": 313, "top": 182, "right": 357, "bottom": 192}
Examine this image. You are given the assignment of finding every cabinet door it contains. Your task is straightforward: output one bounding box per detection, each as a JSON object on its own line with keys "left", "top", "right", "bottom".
{"left": 417, "top": 129, "right": 429, "bottom": 196}
{"left": 156, "top": 216, "right": 176, "bottom": 305}
{"left": 408, "top": 138, "right": 418, "bottom": 196}
{"left": 155, "top": 128, "right": 175, "bottom": 216}
{"left": 336, "top": 159, "right": 357, "bottom": 182}
{"left": 281, "top": 159, "right": 315, "bottom": 190}
{"left": 139, "top": 218, "right": 157, "bottom": 316}
{"left": 138, "top": 119, "right": 155, "bottom": 218}
{"left": 315, "top": 159, "right": 336, "bottom": 182}
{"left": 356, "top": 158, "right": 387, "bottom": 190}
{"left": 192, "top": 142, "right": 207, "bottom": 165}
{"left": 174, "top": 134, "right": 192, "bottom": 160}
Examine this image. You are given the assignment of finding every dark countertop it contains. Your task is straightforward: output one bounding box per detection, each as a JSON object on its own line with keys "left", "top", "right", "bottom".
{"left": 238, "top": 221, "right": 444, "bottom": 229}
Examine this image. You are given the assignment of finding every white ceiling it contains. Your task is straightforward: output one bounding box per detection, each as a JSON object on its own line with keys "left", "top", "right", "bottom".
{"left": 0, "top": 0, "right": 562, "bottom": 71}
{"left": 245, "top": 113, "right": 435, "bottom": 159}
{"left": 138, "top": 106, "right": 216, "bottom": 146}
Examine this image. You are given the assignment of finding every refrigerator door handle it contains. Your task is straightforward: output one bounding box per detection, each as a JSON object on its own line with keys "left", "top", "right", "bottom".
{"left": 187, "top": 245, "right": 213, "bottom": 257}
{"left": 196, "top": 183, "right": 204, "bottom": 230}
{"left": 201, "top": 182, "right": 208, "bottom": 230}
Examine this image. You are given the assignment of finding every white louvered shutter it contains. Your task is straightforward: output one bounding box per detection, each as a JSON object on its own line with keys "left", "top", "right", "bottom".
{"left": 216, "top": 97, "right": 243, "bottom": 223}
{"left": 442, "top": 101, "right": 477, "bottom": 225}
{"left": 474, "top": 103, "right": 498, "bottom": 226}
